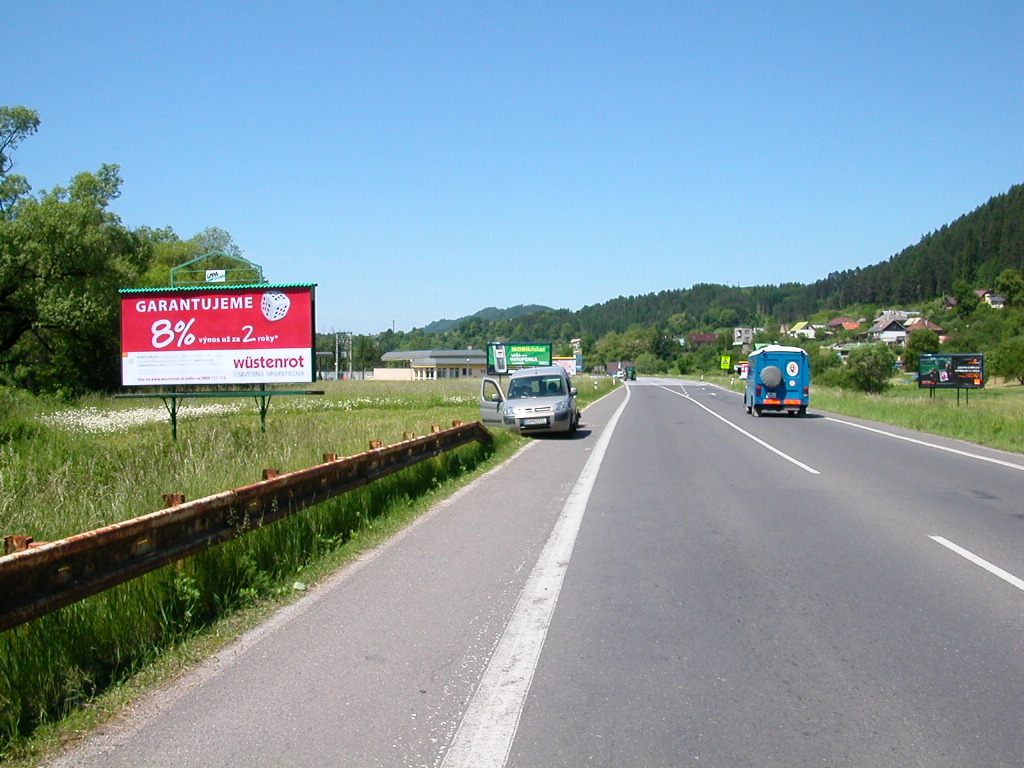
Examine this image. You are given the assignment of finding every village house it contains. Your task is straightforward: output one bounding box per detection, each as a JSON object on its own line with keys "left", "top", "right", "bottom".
{"left": 688, "top": 333, "right": 718, "bottom": 348}
{"left": 826, "top": 317, "right": 861, "bottom": 333}
{"left": 976, "top": 289, "right": 1006, "bottom": 308}
{"left": 788, "top": 321, "right": 819, "bottom": 339}
{"left": 865, "top": 318, "right": 908, "bottom": 345}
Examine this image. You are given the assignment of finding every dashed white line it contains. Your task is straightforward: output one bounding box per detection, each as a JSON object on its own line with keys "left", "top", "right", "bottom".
{"left": 929, "top": 536, "right": 1024, "bottom": 593}
{"left": 656, "top": 384, "right": 820, "bottom": 475}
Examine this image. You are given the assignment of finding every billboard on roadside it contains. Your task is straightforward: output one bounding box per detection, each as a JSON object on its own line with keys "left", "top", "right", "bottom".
{"left": 486, "top": 342, "right": 553, "bottom": 375}
{"left": 120, "top": 284, "right": 316, "bottom": 386}
{"left": 917, "top": 353, "right": 984, "bottom": 389}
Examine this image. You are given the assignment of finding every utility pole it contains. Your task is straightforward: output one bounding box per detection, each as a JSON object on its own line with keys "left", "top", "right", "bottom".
{"left": 347, "top": 333, "right": 354, "bottom": 380}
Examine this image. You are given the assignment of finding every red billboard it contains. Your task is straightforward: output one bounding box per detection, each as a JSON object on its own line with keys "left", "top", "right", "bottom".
{"left": 120, "top": 285, "right": 316, "bottom": 386}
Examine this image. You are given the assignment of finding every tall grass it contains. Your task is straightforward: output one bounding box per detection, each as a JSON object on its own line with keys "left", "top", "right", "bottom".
{"left": 0, "top": 376, "right": 614, "bottom": 759}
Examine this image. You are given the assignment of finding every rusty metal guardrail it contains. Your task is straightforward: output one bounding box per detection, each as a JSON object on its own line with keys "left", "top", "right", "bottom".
{"left": 0, "top": 421, "right": 492, "bottom": 633}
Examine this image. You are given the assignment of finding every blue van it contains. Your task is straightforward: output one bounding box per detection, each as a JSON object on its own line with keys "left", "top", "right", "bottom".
{"left": 744, "top": 345, "right": 810, "bottom": 417}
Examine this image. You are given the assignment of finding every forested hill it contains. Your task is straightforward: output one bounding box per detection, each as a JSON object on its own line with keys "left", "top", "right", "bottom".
{"left": 511, "top": 182, "right": 1024, "bottom": 335}
{"left": 420, "top": 304, "right": 552, "bottom": 333}
{"left": 804, "top": 183, "right": 1024, "bottom": 309}
{"left": 398, "top": 182, "right": 1024, "bottom": 347}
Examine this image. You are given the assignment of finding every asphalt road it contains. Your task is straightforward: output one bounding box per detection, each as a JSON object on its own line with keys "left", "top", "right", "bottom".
{"left": 51, "top": 379, "right": 1024, "bottom": 767}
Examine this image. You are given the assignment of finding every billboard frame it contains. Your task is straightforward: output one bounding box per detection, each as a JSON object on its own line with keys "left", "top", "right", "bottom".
{"left": 486, "top": 342, "right": 554, "bottom": 375}
{"left": 120, "top": 283, "right": 317, "bottom": 387}
{"left": 917, "top": 353, "right": 984, "bottom": 390}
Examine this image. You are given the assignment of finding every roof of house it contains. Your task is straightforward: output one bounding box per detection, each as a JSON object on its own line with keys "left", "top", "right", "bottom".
{"left": 827, "top": 317, "right": 855, "bottom": 327}
{"left": 904, "top": 317, "right": 945, "bottom": 333}
{"left": 381, "top": 349, "right": 487, "bottom": 365}
{"left": 868, "top": 319, "right": 906, "bottom": 334}
{"left": 689, "top": 333, "right": 718, "bottom": 343}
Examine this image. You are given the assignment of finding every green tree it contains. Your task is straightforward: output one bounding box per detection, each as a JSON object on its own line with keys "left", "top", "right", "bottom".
{"left": 995, "top": 268, "right": 1024, "bottom": 307}
{"left": 0, "top": 106, "right": 40, "bottom": 216}
{"left": 903, "top": 328, "right": 940, "bottom": 373}
{"left": 952, "top": 279, "right": 979, "bottom": 316}
{"left": 845, "top": 344, "right": 897, "bottom": 393}
{"left": 990, "top": 337, "right": 1024, "bottom": 385}
{"left": 634, "top": 351, "right": 667, "bottom": 374}
{"left": 136, "top": 226, "right": 248, "bottom": 288}
{"left": 353, "top": 335, "right": 381, "bottom": 376}
{"left": 811, "top": 349, "right": 843, "bottom": 377}
{"left": 0, "top": 164, "right": 149, "bottom": 393}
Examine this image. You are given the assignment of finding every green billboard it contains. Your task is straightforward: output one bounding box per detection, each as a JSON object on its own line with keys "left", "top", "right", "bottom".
{"left": 486, "top": 342, "right": 553, "bottom": 374}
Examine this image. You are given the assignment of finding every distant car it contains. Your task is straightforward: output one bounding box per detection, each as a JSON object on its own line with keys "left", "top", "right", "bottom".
{"left": 479, "top": 365, "right": 580, "bottom": 436}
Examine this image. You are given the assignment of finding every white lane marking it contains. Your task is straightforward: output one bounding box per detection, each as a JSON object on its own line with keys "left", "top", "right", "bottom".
{"left": 826, "top": 417, "right": 1024, "bottom": 473}
{"left": 930, "top": 536, "right": 1024, "bottom": 593}
{"left": 441, "top": 385, "right": 632, "bottom": 768}
{"left": 656, "top": 384, "right": 820, "bottom": 475}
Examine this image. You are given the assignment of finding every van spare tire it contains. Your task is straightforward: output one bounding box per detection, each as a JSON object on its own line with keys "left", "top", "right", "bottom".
{"left": 760, "top": 365, "right": 783, "bottom": 388}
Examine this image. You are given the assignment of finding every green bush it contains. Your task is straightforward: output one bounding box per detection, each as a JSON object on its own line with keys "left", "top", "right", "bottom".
{"left": 815, "top": 366, "right": 849, "bottom": 389}
{"left": 845, "top": 345, "right": 897, "bottom": 393}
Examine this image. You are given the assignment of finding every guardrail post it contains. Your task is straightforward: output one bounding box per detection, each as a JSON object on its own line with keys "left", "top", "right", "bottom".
{"left": 5, "top": 535, "right": 33, "bottom": 555}
{"left": 263, "top": 469, "right": 280, "bottom": 480}
{"left": 369, "top": 441, "right": 383, "bottom": 450}
{"left": 323, "top": 453, "right": 338, "bottom": 462}
{"left": 163, "top": 493, "right": 186, "bottom": 508}
{"left": 403, "top": 431, "right": 415, "bottom": 440}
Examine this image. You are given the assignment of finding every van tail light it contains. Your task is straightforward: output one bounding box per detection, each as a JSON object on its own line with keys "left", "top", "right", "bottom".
{"left": 803, "top": 386, "right": 809, "bottom": 398}
{"left": 756, "top": 385, "right": 762, "bottom": 397}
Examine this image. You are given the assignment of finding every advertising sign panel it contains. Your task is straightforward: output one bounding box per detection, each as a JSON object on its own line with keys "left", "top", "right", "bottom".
{"left": 917, "top": 353, "right": 984, "bottom": 389}
{"left": 486, "top": 342, "right": 553, "bottom": 375}
{"left": 120, "top": 285, "right": 316, "bottom": 386}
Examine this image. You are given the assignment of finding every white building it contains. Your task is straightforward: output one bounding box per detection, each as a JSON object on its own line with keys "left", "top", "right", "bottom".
{"left": 376, "top": 349, "right": 489, "bottom": 381}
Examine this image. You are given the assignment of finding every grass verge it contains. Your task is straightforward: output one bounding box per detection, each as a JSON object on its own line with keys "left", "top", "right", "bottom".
{"left": 0, "top": 376, "right": 615, "bottom": 765}
{"left": 707, "top": 372, "right": 1024, "bottom": 455}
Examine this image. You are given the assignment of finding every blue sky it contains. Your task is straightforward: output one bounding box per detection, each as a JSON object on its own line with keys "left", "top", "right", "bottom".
{"left": 9, "top": 1, "right": 1024, "bottom": 333}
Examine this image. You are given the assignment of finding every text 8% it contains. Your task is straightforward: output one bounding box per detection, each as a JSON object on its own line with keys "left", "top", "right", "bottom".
{"left": 151, "top": 318, "right": 197, "bottom": 349}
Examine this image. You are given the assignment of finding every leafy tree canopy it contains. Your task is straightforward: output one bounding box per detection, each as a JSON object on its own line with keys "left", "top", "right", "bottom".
{"left": 0, "top": 107, "right": 245, "bottom": 395}
{"left": 0, "top": 106, "right": 40, "bottom": 217}
{"left": 0, "top": 164, "right": 150, "bottom": 393}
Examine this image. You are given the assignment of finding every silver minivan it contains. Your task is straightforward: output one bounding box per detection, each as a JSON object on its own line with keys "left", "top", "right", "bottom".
{"left": 479, "top": 365, "right": 580, "bottom": 435}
